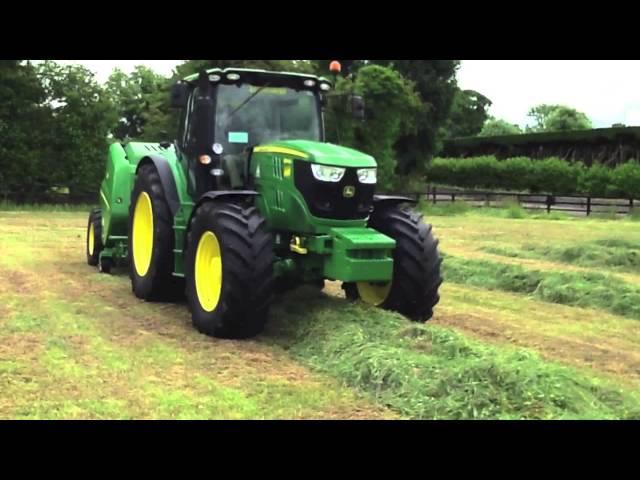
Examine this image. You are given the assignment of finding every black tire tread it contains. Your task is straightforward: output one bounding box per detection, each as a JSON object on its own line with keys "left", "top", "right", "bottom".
{"left": 128, "top": 163, "right": 176, "bottom": 301}
{"left": 185, "top": 201, "right": 274, "bottom": 339}
{"left": 345, "top": 206, "right": 443, "bottom": 322}
{"left": 86, "top": 208, "right": 103, "bottom": 266}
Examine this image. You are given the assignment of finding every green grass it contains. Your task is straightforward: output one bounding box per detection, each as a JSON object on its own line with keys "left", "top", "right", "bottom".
{"left": 592, "top": 205, "right": 621, "bottom": 220}
{"left": 484, "top": 239, "right": 640, "bottom": 274}
{"left": 530, "top": 211, "right": 571, "bottom": 220}
{"left": 0, "top": 291, "right": 390, "bottom": 420}
{"left": 4, "top": 209, "right": 640, "bottom": 419}
{"left": 418, "top": 200, "right": 473, "bottom": 216}
{"left": 420, "top": 202, "right": 573, "bottom": 220}
{"left": 494, "top": 199, "right": 528, "bottom": 218}
{"left": 443, "top": 256, "right": 640, "bottom": 320}
{"left": 0, "top": 201, "right": 93, "bottom": 212}
{"left": 267, "top": 288, "right": 640, "bottom": 420}
{"left": 0, "top": 212, "right": 394, "bottom": 420}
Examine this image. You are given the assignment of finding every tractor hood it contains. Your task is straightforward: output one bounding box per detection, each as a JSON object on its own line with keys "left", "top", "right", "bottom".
{"left": 253, "top": 140, "right": 377, "bottom": 168}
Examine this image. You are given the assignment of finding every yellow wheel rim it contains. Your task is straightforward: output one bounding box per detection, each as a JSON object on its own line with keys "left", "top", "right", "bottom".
{"left": 132, "top": 192, "right": 154, "bottom": 277}
{"left": 88, "top": 222, "right": 95, "bottom": 255}
{"left": 356, "top": 281, "right": 392, "bottom": 306}
{"left": 195, "top": 231, "right": 223, "bottom": 312}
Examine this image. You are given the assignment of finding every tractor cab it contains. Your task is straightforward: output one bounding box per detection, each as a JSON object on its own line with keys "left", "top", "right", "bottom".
{"left": 171, "top": 68, "right": 363, "bottom": 196}
{"left": 172, "top": 69, "right": 333, "bottom": 194}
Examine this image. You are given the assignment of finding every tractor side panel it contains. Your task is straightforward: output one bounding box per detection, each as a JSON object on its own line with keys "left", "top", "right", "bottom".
{"left": 100, "top": 143, "right": 137, "bottom": 244}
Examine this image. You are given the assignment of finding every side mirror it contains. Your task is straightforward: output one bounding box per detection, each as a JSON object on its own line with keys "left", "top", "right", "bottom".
{"left": 170, "top": 82, "right": 189, "bottom": 109}
{"left": 350, "top": 95, "right": 365, "bottom": 120}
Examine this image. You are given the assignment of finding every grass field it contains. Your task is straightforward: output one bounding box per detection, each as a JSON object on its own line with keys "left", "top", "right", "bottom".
{"left": 1, "top": 204, "right": 640, "bottom": 419}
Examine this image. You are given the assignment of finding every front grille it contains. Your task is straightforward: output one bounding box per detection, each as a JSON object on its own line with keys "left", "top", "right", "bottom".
{"left": 294, "top": 161, "right": 375, "bottom": 220}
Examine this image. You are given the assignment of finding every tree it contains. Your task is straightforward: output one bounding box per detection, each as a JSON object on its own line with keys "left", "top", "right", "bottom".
{"left": 0, "top": 60, "right": 50, "bottom": 201}
{"left": 526, "top": 104, "right": 557, "bottom": 132}
{"left": 328, "top": 65, "right": 422, "bottom": 190}
{"left": 36, "top": 61, "right": 117, "bottom": 197}
{"left": 444, "top": 89, "right": 492, "bottom": 138}
{"left": 478, "top": 118, "right": 522, "bottom": 136}
{"left": 544, "top": 107, "right": 592, "bottom": 132}
{"left": 106, "top": 66, "right": 173, "bottom": 141}
{"left": 526, "top": 104, "right": 592, "bottom": 132}
{"left": 369, "top": 60, "right": 461, "bottom": 173}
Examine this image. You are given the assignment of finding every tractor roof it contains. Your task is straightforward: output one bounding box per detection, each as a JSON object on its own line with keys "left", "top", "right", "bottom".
{"left": 182, "top": 67, "right": 331, "bottom": 88}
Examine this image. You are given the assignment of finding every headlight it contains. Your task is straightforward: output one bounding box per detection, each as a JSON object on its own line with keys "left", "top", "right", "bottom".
{"left": 357, "top": 168, "right": 377, "bottom": 184}
{"left": 311, "top": 164, "right": 345, "bottom": 182}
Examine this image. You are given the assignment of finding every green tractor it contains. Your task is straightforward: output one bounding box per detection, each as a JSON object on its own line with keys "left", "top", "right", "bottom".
{"left": 86, "top": 64, "right": 443, "bottom": 338}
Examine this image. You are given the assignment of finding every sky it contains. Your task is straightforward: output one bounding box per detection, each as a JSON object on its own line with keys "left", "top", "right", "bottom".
{"left": 55, "top": 60, "right": 640, "bottom": 129}
{"left": 456, "top": 60, "right": 640, "bottom": 129}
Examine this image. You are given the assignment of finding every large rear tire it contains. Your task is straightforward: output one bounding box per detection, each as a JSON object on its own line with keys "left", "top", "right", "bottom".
{"left": 86, "top": 208, "right": 103, "bottom": 266}
{"left": 344, "top": 206, "right": 443, "bottom": 321}
{"left": 128, "top": 163, "right": 176, "bottom": 301}
{"left": 185, "top": 201, "right": 274, "bottom": 339}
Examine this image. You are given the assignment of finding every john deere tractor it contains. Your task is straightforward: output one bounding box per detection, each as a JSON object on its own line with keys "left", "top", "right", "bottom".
{"left": 86, "top": 64, "right": 442, "bottom": 338}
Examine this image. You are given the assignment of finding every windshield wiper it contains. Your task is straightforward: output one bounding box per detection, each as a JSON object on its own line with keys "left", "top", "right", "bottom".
{"left": 229, "top": 83, "right": 271, "bottom": 118}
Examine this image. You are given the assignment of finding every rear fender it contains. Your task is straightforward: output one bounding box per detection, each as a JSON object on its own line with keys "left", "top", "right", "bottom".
{"left": 136, "top": 156, "right": 180, "bottom": 216}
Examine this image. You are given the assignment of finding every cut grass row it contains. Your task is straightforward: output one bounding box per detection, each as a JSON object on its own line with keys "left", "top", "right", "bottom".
{"left": 483, "top": 239, "right": 640, "bottom": 274}
{"left": 266, "top": 287, "right": 640, "bottom": 420}
{"left": 443, "top": 255, "right": 640, "bottom": 320}
{"left": 434, "top": 282, "right": 640, "bottom": 388}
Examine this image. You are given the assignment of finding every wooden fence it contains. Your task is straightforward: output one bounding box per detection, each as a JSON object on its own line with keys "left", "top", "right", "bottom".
{"left": 415, "top": 186, "right": 637, "bottom": 217}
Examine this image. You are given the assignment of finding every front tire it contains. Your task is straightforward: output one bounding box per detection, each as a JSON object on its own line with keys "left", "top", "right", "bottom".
{"left": 128, "top": 163, "right": 175, "bottom": 301}
{"left": 185, "top": 201, "right": 274, "bottom": 339}
{"left": 344, "top": 206, "right": 443, "bottom": 321}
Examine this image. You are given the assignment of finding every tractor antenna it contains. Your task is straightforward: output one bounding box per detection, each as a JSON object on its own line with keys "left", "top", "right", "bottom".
{"left": 329, "top": 60, "right": 341, "bottom": 86}
{"left": 329, "top": 61, "right": 342, "bottom": 144}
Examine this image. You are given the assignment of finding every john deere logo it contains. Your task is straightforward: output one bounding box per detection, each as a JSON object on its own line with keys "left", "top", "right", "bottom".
{"left": 343, "top": 186, "right": 356, "bottom": 198}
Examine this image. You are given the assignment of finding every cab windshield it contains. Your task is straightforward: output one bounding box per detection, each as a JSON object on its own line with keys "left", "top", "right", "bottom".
{"left": 214, "top": 83, "right": 321, "bottom": 155}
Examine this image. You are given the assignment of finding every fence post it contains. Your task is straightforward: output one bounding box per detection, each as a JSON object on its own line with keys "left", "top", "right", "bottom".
{"left": 432, "top": 186, "right": 437, "bottom": 205}
{"left": 452, "top": 193, "right": 456, "bottom": 203}
{"left": 587, "top": 196, "right": 591, "bottom": 216}
{"left": 630, "top": 198, "right": 634, "bottom": 213}
{"left": 546, "top": 195, "right": 552, "bottom": 213}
